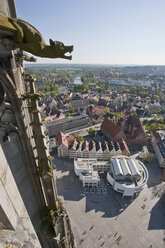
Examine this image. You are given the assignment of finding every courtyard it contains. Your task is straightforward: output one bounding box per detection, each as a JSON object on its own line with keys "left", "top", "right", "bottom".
{"left": 53, "top": 156, "right": 165, "bottom": 248}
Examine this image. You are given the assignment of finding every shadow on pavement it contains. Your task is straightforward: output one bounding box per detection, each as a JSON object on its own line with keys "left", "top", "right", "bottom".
{"left": 53, "top": 157, "right": 71, "bottom": 173}
{"left": 56, "top": 173, "right": 84, "bottom": 202}
{"left": 146, "top": 158, "right": 163, "bottom": 188}
{"left": 54, "top": 157, "right": 136, "bottom": 218}
{"left": 148, "top": 193, "right": 165, "bottom": 230}
{"left": 85, "top": 187, "right": 134, "bottom": 218}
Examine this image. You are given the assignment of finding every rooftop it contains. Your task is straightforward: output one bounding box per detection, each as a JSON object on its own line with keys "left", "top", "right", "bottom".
{"left": 110, "top": 156, "right": 148, "bottom": 188}
{"left": 56, "top": 131, "right": 68, "bottom": 147}
{"left": 74, "top": 158, "right": 111, "bottom": 171}
{"left": 101, "top": 115, "right": 146, "bottom": 145}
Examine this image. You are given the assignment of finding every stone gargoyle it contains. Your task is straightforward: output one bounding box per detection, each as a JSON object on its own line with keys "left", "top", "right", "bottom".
{"left": 0, "top": 15, "right": 73, "bottom": 60}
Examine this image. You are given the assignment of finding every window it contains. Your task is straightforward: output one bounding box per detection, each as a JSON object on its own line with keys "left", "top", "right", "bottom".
{"left": 116, "top": 188, "right": 124, "bottom": 193}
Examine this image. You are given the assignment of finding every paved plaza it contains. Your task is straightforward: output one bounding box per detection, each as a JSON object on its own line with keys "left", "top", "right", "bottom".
{"left": 53, "top": 156, "right": 165, "bottom": 248}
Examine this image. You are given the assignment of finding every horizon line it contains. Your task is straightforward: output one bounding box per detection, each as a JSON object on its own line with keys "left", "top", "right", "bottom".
{"left": 25, "top": 63, "right": 165, "bottom": 67}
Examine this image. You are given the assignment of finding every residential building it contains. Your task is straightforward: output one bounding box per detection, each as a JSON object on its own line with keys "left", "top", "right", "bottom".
{"left": 43, "top": 109, "right": 65, "bottom": 124}
{"left": 56, "top": 131, "right": 69, "bottom": 157}
{"left": 113, "top": 94, "right": 127, "bottom": 106}
{"left": 69, "top": 98, "right": 89, "bottom": 109}
{"left": 69, "top": 140, "right": 79, "bottom": 159}
{"left": 81, "top": 141, "right": 89, "bottom": 158}
{"left": 101, "top": 118, "right": 124, "bottom": 141}
{"left": 101, "top": 115, "right": 147, "bottom": 146}
{"left": 87, "top": 105, "right": 105, "bottom": 118}
{"left": 89, "top": 94, "right": 99, "bottom": 104}
{"left": 148, "top": 102, "right": 162, "bottom": 114}
{"left": 89, "top": 141, "right": 97, "bottom": 158}
{"left": 49, "top": 137, "right": 56, "bottom": 149}
{"left": 98, "top": 97, "right": 110, "bottom": 106}
{"left": 95, "top": 141, "right": 103, "bottom": 159}
{"left": 57, "top": 98, "right": 64, "bottom": 109}
{"left": 119, "top": 139, "right": 130, "bottom": 157}
{"left": 151, "top": 130, "right": 165, "bottom": 167}
{"left": 68, "top": 139, "right": 126, "bottom": 160}
{"left": 87, "top": 105, "right": 105, "bottom": 123}
{"left": 49, "top": 98, "right": 57, "bottom": 109}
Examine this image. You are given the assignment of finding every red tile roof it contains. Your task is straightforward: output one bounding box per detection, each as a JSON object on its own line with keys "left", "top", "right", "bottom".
{"left": 101, "top": 115, "right": 146, "bottom": 145}
{"left": 101, "top": 118, "right": 121, "bottom": 138}
{"left": 91, "top": 107, "right": 105, "bottom": 116}
{"left": 66, "top": 135, "right": 75, "bottom": 145}
{"left": 82, "top": 140, "right": 89, "bottom": 151}
{"left": 152, "top": 130, "right": 161, "bottom": 141}
{"left": 55, "top": 131, "right": 68, "bottom": 147}
{"left": 119, "top": 139, "right": 129, "bottom": 151}
{"left": 49, "top": 108, "right": 61, "bottom": 117}
{"left": 44, "top": 115, "right": 58, "bottom": 123}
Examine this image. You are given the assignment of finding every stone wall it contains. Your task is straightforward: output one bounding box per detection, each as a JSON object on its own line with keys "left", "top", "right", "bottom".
{"left": 0, "top": 144, "right": 42, "bottom": 247}
{"left": 0, "top": 1, "right": 75, "bottom": 247}
{"left": 1, "top": 133, "right": 40, "bottom": 220}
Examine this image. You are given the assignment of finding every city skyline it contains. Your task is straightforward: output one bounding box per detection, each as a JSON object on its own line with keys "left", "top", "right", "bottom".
{"left": 15, "top": 0, "right": 165, "bottom": 65}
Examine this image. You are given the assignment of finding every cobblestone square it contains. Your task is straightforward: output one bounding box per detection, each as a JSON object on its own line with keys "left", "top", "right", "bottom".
{"left": 53, "top": 156, "right": 165, "bottom": 248}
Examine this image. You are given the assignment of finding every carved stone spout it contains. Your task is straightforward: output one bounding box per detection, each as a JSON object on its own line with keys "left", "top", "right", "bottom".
{"left": 0, "top": 14, "right": 74, "bottom": 60}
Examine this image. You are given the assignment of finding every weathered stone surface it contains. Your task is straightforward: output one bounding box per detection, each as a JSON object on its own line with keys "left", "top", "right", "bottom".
{"left": 1, "top": 133, "right": 40, "bottom": 219}
{"left": 0, "top": 145, "right": 41, "bottom": 247}
{"left": 0, "top": 1, "right": 75, "bottom": 247}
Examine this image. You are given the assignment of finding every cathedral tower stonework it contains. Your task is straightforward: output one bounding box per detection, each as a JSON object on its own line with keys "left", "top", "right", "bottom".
{"left": 0, "top": 1, "right": 74, "bottom": 247}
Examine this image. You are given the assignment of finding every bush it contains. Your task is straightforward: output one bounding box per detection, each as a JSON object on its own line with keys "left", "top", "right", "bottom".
{"left": 132, "top": 112, "right": 137, "bottom": 117}
{"left": 152, "top": 109, "right": 157, "bottom": 114}
{"left": 145, "top": 123, "right": 156, "bottom": 132}
{"left": 88, "top": 128, "right": 95, "bottom": 137}
{"left": 141, "top": 153, "right": 154, "bottom": 163}
{"left": 52, "top": 105, "right": 58, "bottom": 110}
{"left": 69, "top": 108, "right": 75, "bottom": 113}
{"left": 76, "top": 136, "right": 84, "bottom": 143}
{"left": 143, "top": 119, "right": 149, "bottom": 125}
{"left": 105, "top": 107, "right": 110, "bottom": 113}
{"left": 113, "top": 112, "right": 122, "bottom": 118}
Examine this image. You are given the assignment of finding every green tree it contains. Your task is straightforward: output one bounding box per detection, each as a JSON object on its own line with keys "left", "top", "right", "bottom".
{"left": 52, "top": 105, "right": 58, "bottom": 110}
{"left": 88, "top": 128, "right": 95, "bottom": 137}
{"left": 141, "top": 153, "right": 154, "bottom": 163}
{"left": 105, "top": 107, "right": 110, "bottom": 113}
{"left": 66, "top": 113, "right": 71, "bottom": 117}
{"left": 98, "top": 88, "right": 103, "bottom": 93}
{"left": 50, "top": 91, "right": 56, "bottom": 98}
{"left": 152, "top": 109, "right": 157, "bottom": 114}
{"left": 69, "top": 108, "right": 75, "bottom": 113}
{"left": 73, "top": 84, "right": 88, "bottom": 93}
{"left": 146, "top": 123, "right": 156, "bottom": 132}
{"left": 143, "top": 119, "right": 149, "bottom": 125}
{"left": 113, "top": 112, "right": 122, "bottom": 118}
{"left": 76, "top": 136, "right": 84, "bottom": 142}
{"left": 143, "top": 111, "right": 148, "bottom": 117}
{"left": 65, "top": 97, "right": 70, "bottom": 103}
{"left": 132, "top": 112, "right": 137, "bottom": 117}
{"left": 128, "top": 97, "right": 134, "bottom": 102}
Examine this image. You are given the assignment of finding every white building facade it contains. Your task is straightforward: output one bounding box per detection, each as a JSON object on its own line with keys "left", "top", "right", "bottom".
{"left": 151, "top": 131, "right": 165, "bottom": 168}
{"left": 68, "top": 140, "right": 122, "bottom": 160}
{"left": 74, "top": 158, "right": 111, "bottom": 187}
{"left": 107, "top": 157, "right": 148, "bottom": 197}
{"left": 74, "top": 157, "right": 148, "bottom": 198}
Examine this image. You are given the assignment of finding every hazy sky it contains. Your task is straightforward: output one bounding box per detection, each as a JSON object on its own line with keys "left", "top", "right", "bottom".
{"left": 15, "top": 0, "right": 165, "bottom": 65}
